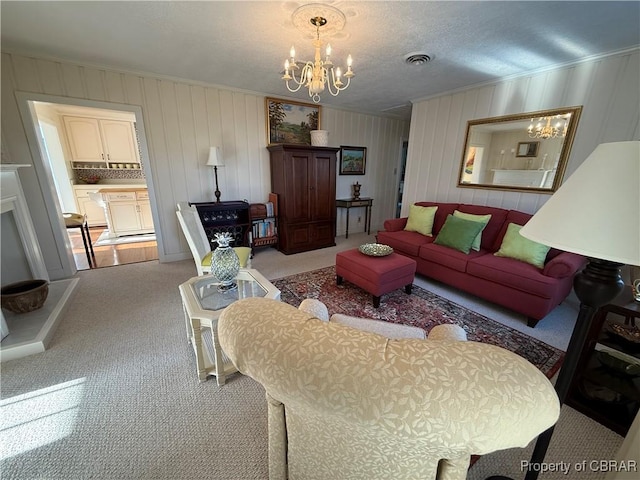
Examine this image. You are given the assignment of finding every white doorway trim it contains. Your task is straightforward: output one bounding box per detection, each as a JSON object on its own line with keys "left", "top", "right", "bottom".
{"left": 14, "top": 92, "right": 163, "bottom": 276}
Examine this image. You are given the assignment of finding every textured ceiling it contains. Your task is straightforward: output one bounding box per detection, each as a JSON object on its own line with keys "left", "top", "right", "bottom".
{"left": 2, "top": 1, "right": 639, "bottom": 120}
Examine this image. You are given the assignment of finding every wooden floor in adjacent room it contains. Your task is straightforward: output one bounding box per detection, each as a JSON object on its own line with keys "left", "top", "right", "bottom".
{"left": 67, "top": 227, "right": 158, "bottom": 270}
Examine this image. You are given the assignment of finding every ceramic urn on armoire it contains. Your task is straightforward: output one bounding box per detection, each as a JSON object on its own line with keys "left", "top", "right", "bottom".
{"left": 268, "top": 144, "right": 338, "bottom": 254}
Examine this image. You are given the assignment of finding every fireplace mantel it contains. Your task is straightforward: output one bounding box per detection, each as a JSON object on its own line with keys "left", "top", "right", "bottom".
{"left": 1, "top": 164, "right": 78, "bottom": 361}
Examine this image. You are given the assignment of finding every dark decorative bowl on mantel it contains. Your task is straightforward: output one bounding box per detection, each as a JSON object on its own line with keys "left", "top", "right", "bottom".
{"left": 1, "top": 279, "right": 49, "bottom": 314}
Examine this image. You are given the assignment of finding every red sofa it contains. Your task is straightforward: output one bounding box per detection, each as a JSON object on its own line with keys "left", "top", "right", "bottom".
{"left": 376, "top": 202, "right": 586, "bottom": 327}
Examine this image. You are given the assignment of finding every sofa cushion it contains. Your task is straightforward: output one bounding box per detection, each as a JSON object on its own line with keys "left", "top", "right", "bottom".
{"left": 404, "top": 204, "right": 438, "bottom": 236}
{"left": 419, "top": 243, "right": 486, "bottom": 273}
{"left": 416, "top": 202, "right": 459, "bottom": 234}
{"left": 458, "top": 204, "right": 509, "bottom": 251}
{"left": 434, "top": 214, "right": 486, "bottom": 254}
{"left": 377, "top": 229, "right": 433, "bottom": 257}
{"left": 495, "top": 223, "right": 551, "bottom": 269}
{"left": 492, "top": 210, "right": 533, "bottom": 251}
{"left": 467, "top": 254, "right": 559, "bottom": 299}
{"left": 382, "top": 217, "right": 407, "bottom": 232}
{"left": 453, "top": 210, "right": 492, "bottom": 251}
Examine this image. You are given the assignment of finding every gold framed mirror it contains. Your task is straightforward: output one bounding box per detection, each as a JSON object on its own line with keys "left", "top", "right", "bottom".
{"left": 458, "top": 106, "right": 582, "bottom": 193}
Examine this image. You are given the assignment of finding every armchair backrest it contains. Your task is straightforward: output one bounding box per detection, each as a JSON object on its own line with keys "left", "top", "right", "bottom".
{"left": 219, "top": 297, "right": 560, "bottom": 480}
{"left": 176, "top": 203, "right": 211, "bottom": 275}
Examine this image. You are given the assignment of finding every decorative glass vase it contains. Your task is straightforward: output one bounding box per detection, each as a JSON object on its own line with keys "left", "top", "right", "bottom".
{"left": 211, "top": 232, "right": 240, "bottom": 291}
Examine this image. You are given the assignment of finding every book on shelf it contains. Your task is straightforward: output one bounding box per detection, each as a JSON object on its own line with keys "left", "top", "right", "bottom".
{"left": 252, "top": 218, "right": 277, "bottom": 239}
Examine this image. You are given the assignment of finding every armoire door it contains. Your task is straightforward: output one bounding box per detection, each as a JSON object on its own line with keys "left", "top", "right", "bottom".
{"left": 282, "top": 150, "right": 311, "bottom": 223}
{"left": 310, "top": 152, "right": 336, "bottom": 222}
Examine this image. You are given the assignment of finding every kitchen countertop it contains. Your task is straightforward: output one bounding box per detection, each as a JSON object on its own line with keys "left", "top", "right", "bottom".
{"left": 97, "top": 188, "right": 148, "bottom": 193}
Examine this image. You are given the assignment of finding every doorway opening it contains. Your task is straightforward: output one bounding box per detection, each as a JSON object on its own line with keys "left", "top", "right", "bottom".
{"left": 395, "top": 140, "right": 409, "bottom": 218}
{"left": 30, "top": 101, "right": 158, "bottom": 271}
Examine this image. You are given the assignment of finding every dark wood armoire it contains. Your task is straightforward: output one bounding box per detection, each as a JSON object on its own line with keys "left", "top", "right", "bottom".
{"left": 267, "top": 144, "right": 338, "bottom": 254}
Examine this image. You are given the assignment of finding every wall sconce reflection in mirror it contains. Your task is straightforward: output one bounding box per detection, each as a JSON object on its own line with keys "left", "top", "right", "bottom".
{"left": 458, "top": 106, "right": 582, "bottom": 193}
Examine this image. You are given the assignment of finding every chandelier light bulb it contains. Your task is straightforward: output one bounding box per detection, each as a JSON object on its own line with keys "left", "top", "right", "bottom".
{"left": 290, "top": 46, "right": 296, "bottom": 59}
{"left": 326, "top": 44, "right": 331, "bottom": 56}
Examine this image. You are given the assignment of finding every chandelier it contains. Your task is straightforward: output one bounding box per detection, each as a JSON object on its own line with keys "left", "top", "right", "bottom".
{"left": 281, "top": 15, "right": 354, "bottom": 103}
{"left": 527, "top": 115, "right": 570, "bottom": 139}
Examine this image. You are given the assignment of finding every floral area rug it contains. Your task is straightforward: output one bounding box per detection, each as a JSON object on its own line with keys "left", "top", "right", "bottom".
{"left": 273, "top": 266, "right": 564, "bottom": 378}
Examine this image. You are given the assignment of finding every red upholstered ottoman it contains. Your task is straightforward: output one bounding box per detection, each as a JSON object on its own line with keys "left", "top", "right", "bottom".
{"left": 336, "top": 248, "right": 417, "bottom": 308}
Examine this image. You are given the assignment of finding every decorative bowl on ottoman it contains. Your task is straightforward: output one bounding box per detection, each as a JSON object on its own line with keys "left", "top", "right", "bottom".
{"left": 358, "top": 243, "right": 393, "bottom": 257}
{"left": 1, "top": 279, "right": 49, "bottom": 314}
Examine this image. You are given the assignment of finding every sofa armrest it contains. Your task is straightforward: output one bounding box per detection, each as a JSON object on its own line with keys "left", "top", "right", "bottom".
{"left": 428, "top": 324, "right": 468, "bottom": 342}
{"left": 298, "top": 298, "right": 329, "bottom": 321}
{"left": 383, "top": 217, "right": 407, "bottom": 232}
{"left": 543, "top": 252, "right": 587, "bottom": 279}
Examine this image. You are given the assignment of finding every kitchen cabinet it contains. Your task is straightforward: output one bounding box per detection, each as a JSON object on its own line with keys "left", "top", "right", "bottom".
{"left": 268, "top": 144, "right": 337, "bottom": 254}
{"left": 63, "top": 116, "right": 140, "bottom": 170}
{"left": 72, "top": 184, "right": 146, "bottom": 227}
{"left": 99, "top": 189, "right": 154, "bottom": 237}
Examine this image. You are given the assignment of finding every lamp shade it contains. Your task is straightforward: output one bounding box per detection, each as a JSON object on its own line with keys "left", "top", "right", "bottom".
{"left": 520, "top": 141, "right": 639, "bottom": 266}
{"left": 206, "top": 147, "right": 224, "bottom": 167}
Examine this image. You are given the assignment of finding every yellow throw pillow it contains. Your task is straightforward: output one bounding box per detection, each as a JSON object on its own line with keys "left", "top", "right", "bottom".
{"left": 404, "top": 205, "right": 438, "bottom": 236}
{"left": 201, "top": 251, "right": 213, "bottom": 266}
{"left": 453, "top": 210, "right": 492, "bottom": 251}
{"left": 495, "top": 223, "right": 551, "bottom": 268}
{"left": 234, "top": 247, "right": 252, "bottom": 268}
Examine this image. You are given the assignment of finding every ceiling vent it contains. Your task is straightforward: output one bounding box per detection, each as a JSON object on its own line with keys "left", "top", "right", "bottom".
{"left": 404, "top": 52, "right": 432, "bottom": 66}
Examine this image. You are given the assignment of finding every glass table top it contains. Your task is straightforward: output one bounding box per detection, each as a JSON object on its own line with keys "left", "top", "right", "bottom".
{"left": 191, "top": 270, "right": 270, "bottom": 312}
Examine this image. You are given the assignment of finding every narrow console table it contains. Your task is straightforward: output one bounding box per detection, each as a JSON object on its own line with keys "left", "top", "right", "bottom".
{"left": 336, "top": 197, "right": 373, "bottom": 239}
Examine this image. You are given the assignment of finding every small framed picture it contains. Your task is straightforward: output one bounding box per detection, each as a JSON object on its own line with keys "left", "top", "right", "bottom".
{"left": 266, "top": 97, "right": 321, "bottom": 145}
{"left": 339, "top": 146, "right": 367, "bottom": 175}
{"left": 516, "top": 141, "right": 539, "bottom": 157}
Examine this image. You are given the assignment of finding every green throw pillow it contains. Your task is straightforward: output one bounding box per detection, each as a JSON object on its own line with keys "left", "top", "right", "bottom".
{"left": 434, "top": 214, "right": 486, "bottom": 254}
{"left": 494, "top": 223, "right": 551, "bottom": 268}
{"left": 404, "top": 204, "right": 438, "bottom": 236}
{"left": 453, "top": 210, "right": 492, "bottom": 251}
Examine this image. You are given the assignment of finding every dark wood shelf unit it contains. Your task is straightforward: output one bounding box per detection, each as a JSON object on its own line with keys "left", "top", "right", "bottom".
{"left": 250, "top": 193, "right": 279, "bottom": 253}
{"left": 268, "top": 144, "right": 338, "bottom": 255}
{"left": 565, "top": 286, "right": 640, "bottom": 436}
{"left": 189, "top": 200, "right": 250, "bottom": 248}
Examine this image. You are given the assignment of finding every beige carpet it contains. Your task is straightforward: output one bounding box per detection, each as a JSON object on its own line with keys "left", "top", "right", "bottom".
{"left": 0, "top": 233, "right": 624, "bottom": 479}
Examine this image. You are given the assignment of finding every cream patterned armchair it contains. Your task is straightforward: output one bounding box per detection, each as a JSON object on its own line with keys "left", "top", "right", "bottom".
{"left": 218, "top": 297, "right": 560, "bottom": 480}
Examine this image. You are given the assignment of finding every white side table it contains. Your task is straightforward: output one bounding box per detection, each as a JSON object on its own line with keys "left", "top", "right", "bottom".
{"left": 179, "top": 269, "right": 280, "bottom": 385}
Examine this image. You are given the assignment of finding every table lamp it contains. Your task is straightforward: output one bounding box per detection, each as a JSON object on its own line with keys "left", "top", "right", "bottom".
{"left": 488, "top": 141, "right": 640, "bottom": 480}
{"left": 206, "top": 146, "right": 224, "bottom": 203}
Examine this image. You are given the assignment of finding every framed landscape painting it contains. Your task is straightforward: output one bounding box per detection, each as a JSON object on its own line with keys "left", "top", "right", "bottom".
{"left": 266, "top": 97, "right": 321, "bottom": 145}
{"left": 339, "top": 146, "right": 366, "bottom": 175}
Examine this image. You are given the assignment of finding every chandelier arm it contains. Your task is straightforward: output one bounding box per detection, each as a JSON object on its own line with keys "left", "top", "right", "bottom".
{"left": 324, "top": 69, "right": 351, "bottom": 96}
{"left": 286, "top": 62, "right": 310, "bottom": 88}
{"left": 285, "top": 80, "right": 305, "bottom": 93}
